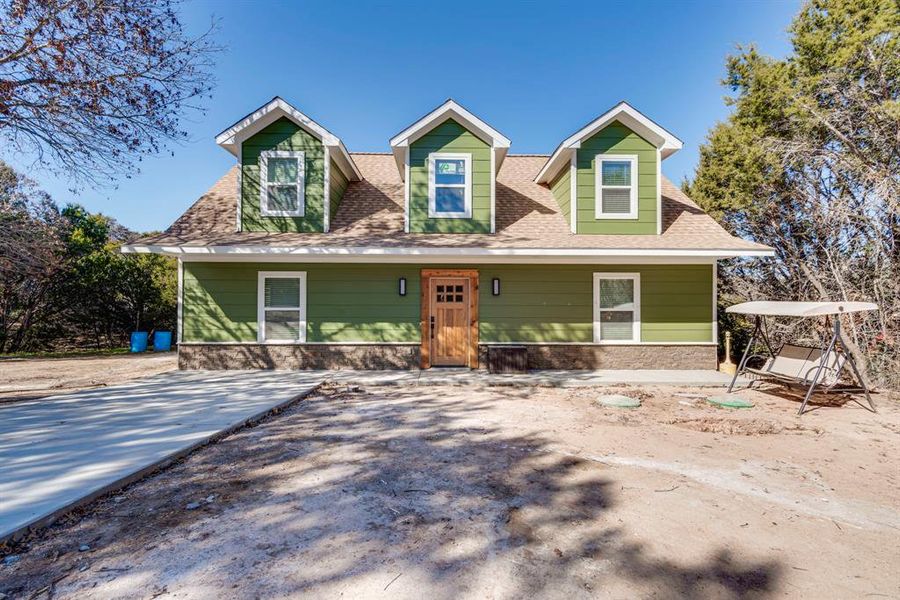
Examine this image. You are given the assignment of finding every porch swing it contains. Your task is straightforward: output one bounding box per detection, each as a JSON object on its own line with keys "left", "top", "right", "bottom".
{"left": 724, "top": 301, "right": 879, "bottom": 415}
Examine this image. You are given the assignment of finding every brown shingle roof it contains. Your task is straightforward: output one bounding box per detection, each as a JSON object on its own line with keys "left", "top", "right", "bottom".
{"left": 133, "top": 154, "right": 769, "bottom": 253}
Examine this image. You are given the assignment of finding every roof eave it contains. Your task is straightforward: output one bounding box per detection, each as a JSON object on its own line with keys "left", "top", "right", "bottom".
{"left": 121, "top": 244, "right": 775, "bottom": 263}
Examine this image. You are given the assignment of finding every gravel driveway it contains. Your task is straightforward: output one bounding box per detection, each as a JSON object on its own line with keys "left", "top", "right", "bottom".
{"left": 2, "top": 382, "right": 897, "bottom": 599}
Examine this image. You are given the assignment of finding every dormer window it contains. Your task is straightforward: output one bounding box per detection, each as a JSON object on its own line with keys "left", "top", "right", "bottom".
{"left": 260, "top": 150, "right": 305, "bottom": 217}
{"left": 428, "top": 153, "right": 472, "bottom": 218}
{"left": 595, "top": 155, "right": 638, "bottom": 219}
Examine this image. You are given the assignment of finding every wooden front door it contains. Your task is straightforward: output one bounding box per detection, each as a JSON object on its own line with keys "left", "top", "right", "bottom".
{"left": 430, "top": 278, "right": 470, "bottom": 366}
{"left": 420, "top": 269, "right": 479, "bottom": 368}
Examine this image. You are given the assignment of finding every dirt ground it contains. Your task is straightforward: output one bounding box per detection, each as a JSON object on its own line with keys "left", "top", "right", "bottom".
{"left": 0, "top": 353, "right": 177, "bottom": 402}
{"left": 1, "top": 382, "right": 898, "bottom": 599}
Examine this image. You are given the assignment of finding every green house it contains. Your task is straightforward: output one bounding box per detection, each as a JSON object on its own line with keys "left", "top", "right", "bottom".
{"left": 124, "top": 97, "right": 772, "bottom": 370}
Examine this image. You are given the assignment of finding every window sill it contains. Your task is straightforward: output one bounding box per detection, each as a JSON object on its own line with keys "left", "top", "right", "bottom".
{"left": 427, "top": 213, "right": 473, "bottom": 220}
{"left": 594, "top": 213, "right": 639, "bottom": 220}
{"left": 261, "top": 212, "right": 306, "bottom": 218}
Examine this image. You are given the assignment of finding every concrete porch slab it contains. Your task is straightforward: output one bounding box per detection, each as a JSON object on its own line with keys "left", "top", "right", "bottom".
{"left": 322, "top": 368, "right": 749, "bottom": 388}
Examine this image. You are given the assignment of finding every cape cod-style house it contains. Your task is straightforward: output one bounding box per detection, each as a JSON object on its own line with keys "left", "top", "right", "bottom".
{"left": 123, "top": 98, "right": 772, "bottom": 370}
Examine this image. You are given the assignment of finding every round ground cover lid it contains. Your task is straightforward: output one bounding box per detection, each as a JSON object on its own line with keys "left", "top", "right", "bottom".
{"left": 598, "top": 394, "right": 641, "bottom": 408}
{"left": 706, "top": 395, "right": 754, "bottom": 408}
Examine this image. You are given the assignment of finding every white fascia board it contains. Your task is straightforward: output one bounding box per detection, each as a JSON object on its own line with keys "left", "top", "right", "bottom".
{"left": 216, "top": 98, "right": 337, "bottom": 150}
{"left": 121, "top": 244, "right": 774, "bottom": 263}
{"left": 535, "top": 101, "right": 683, "bottom": 184}
{"left": 217, "top": 97, "right": 361, "bottom": 181}
{"left": 494, "top": 147, "right": 508, "bottom": 175}
{"left": 389, "top": 99, "right": 511, "bottom": 148}
{"left": 334, "top": 140, "right": 362, "bottom": 181}
{"left": 390, "top": 100, "right": 511, "bottom": 179}
{"left": 392, "top": 141, "right": 408, "bottom": 181}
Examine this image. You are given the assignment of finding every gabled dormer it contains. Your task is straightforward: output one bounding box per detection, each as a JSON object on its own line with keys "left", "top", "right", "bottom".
{"left": 389, "top": 100, "right": 511, "bottom": 234}
{"left": 536, "top": 101, "right": 682, "bottom": 235}
{"left": 216, "top": 97, "right": 361, "bottom": 233}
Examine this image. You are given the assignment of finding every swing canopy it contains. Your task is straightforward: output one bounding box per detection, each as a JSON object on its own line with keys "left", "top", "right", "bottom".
{"left": 726, "top": 301, "right": 878, "bottom": 317}
{"left": 725, "top": 299, "right": 879, "bottom": 415}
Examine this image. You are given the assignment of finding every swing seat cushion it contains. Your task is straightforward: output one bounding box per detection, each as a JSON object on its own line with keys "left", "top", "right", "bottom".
{"left": 747, "top": 344, "right": 845, "bottom": 386}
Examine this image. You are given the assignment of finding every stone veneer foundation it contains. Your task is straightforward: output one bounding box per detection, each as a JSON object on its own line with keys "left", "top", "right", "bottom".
{"left": 481, "top": 344, "right": 718, "bottom": 370}
{"left": 179, "top": 343, "right": 717, "bottom": 371}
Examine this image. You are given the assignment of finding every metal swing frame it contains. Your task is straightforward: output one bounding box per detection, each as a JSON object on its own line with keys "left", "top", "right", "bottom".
{"left": 727, "top": 314, "right": 876, "bottom": 416}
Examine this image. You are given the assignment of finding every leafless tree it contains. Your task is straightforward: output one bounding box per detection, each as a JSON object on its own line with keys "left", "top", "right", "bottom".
{"left": 0, "top": 0, "right": 220, "bottom": 185}
{"left": 0, "top": 162, "right": 67, "bottom": 351}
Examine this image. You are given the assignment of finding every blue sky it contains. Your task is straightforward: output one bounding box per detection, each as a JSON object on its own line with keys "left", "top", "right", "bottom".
{"left": 17, "top": 0, "right": 799, "bottom": 232}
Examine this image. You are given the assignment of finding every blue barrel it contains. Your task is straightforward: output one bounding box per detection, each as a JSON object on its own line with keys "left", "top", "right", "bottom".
{"left": 153, "top": 331, "right": 172, "bottom": 352}
{"left": 130, "top": 331, "right": 149, "bottom": 353}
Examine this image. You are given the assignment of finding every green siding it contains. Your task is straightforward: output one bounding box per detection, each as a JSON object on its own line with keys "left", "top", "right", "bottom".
{"left": 329, "top": 157, "right": 349, "bottom": 224}
{"left": 183, "top": 263, "right": 421, "bottom": 343}
{"left": 549, "top": 166, "right": 571, "bottom": 229}
{"left": 183, "top": 263, "right": 712, "bottom": 345}
{"left": 241, "top": 118, "right": 325, "bottom": 232}
{"left": 408, "top": 119, "right": 491, "bottom": 233}
{"left": 575, "top": 121, "right": 657, "bottom": 235}
{"left": 479, "top": 264, "right": 711, "bottom": 343}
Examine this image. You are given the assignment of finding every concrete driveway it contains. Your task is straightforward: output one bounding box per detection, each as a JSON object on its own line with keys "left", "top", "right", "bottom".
{"left": 0, "top": 370, "right": 329, "bottom": 541}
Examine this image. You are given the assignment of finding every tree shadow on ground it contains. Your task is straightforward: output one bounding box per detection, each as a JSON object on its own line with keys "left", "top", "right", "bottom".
{"left": 4, "top": 384, "right": 783, "bottom": 599}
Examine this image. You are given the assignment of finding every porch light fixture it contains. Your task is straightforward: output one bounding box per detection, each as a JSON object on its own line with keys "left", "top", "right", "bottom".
{"left": 492, "top": 278, "right": 500, "bottom": 296}
{"left": 399, "top": 277, "right": 407, "bottom": 296}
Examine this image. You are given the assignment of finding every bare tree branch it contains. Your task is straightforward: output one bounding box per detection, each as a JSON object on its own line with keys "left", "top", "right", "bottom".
{"left": 0, "top": 0, "right": 221, "bottom": 187}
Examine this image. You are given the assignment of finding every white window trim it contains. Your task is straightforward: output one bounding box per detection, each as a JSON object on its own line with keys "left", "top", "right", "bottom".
{"left": 236, "top": 144, "right": 243, "bottom": 231}
{"left": 257, "top": 271, "right": 307, "bottom": 344}
{"left": 428, "top": 152, "right": 472, "bottom": 219}
{"left": 593, "top": 272, "right": 641, "bottom": 344}
{"left": 259, "top": 150, "right": 305, "bottom": 217}
{"left": 594, "top": 154, "right": 638, "bottom": 220}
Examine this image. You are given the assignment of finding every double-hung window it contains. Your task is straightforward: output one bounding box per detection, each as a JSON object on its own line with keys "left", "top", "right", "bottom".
{"left": 257, "top": 272, "right": 307, "bottom": 343}
{"left": 595, "top": 155, "right": 638, "bottom": 219}
{"left": 593, "top": 273, "right": 640, "bottom": 343}
{"left": 259, "top": 150, "right": 305, "bottom": 217}
{"left": 428, "top": 153, "right": 472, "bottom": 218}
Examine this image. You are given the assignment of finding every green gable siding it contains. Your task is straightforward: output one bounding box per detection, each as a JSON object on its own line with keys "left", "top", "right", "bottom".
{"left": 549, "top": 165, "right": 571, "bottom": 230}
{"left": 183, "top": 263, "right": 711, "bottom": 345}
{"left": 328, "top": 157, "right": 349, "bottom": 224}
{"left": 575, "top": 121, "right": 657, "bottom": 235}
{"left": 408, "top": 119, "right": 491, "bottom": 233}
{"left": 240, "top": 117, "right": 325, "bottom": 233}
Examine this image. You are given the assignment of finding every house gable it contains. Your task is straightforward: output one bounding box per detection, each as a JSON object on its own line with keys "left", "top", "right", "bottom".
{"left": 220, "top": 97, "right": 360, "bottom": 233}
{"left": 408, "top": 119, "right": 492, "bottom": 234}
{"left": 240, "top": 117, "right": 327, "bottom": 233}
{"left": 575, "top": 120, "right": 658, "bottom": 235}
{"left": 541, "top": 101, "right": 682, "bottom": 235}
{"left": 390, "top": 99, "right": 510, "bottom": 234}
